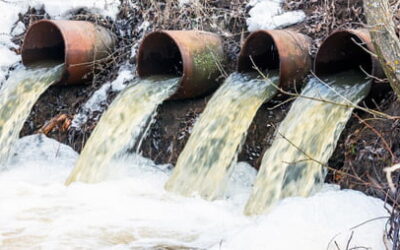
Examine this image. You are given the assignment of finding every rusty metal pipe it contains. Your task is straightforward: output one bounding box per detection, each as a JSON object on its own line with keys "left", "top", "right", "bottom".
{"left": 314, "top": 29, "right": 384, "bottom": 78}
{"left": 22, "top": 20, "right": 115, "bottom": 85}
{"left": 238, "top": 29, "right": 312, "bottom": 90}
{"left": 137, "top": 30, "right": 225, "bottom": 99}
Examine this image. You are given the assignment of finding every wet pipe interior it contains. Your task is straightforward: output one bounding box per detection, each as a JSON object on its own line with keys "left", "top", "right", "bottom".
{"left": 20, "top": 20, "right": 385, "bottom": 170}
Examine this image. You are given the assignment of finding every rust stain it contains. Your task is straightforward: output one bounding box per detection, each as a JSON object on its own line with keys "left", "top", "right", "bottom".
{"left": 238, "top": 29, "right": 312, "bottom": 90}
{"left": 137, "top": 30, "right": 226, "bottom": 99}
{"left": 314, "top": 29, "right": 384, "bottom": 78}
{"left": 22, "top": 20, "right": 115, "bottom": 85}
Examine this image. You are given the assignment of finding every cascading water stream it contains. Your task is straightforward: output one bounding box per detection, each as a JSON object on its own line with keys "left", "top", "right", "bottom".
{"left": 244, "top": 70, "right": 372, "bottom": 215}
{"left": 165, "top": 71, "right": 279, "bottom": 200}
{"left": 65, "top": 76, "right": 180, "bottom": 185}
{"left": 0, "top": 62, "right": 64, "bottom": 166}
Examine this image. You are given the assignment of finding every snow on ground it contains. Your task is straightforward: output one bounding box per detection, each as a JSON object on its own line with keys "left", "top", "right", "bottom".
{"left": 247, "top": 0, "right": 306, "bottom": 31}
{"left": 0, "top": 0, "right": 120, "bottom": 86}
{"left": 71, "top": 65, "right": 135, "bottom": 129}
{"left": 0, "top": 135, "right": 391, "bottom": 249}
{"left": 178, "top": 0, "right": 192, "bottom": 6}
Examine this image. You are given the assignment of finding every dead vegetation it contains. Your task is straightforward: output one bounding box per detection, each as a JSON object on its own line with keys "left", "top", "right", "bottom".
{"left": 19, "top": 0, "right": 252, "bottom": 151}
{"left": 8, "top": 0, "right": 400, "bottom": 247}
{"left": 284, "top": 0, "right": 400, "bottom": 55}
{"left": 120, "top": 0, "right": 250, "bottom": 71}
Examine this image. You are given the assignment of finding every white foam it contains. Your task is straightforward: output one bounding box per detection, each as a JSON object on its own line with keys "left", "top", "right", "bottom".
{"left": 0, "top": 135, "right": 390, "bottom": 249}
{"left": 215, "top": 189, "right": 389, "bottom": 250}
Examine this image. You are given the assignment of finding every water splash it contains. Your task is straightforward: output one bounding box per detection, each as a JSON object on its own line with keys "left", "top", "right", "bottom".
{"left": 0, "top": 135, "right": 388, "bottom": 249}
{"left": 165, "top": 71, "right": 278, "bottom": 200}
{"left": 0, "top": 62, "right": 64, "bottom": 166}
{"left": 65, "top": 76, "right": 179, "bottom": 184}
{"left": 245, "top": 70, "right": 372, "bottom": 215}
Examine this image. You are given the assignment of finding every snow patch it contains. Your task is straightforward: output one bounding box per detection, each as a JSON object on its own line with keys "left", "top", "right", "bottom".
{"left": 179, "top": 0, "right": 192, "bottom": 6}
{"left": 246, "top": 0, "right": 306, "bottom": 31}
{"left": 0, "top": 47, "right": 20, "bottom": 86}
{"left": 10, "top": 21, "right": 26, "bottom": 37}
{"left": 34, "top": 0, "right": 120, "bottom": 20}
{"left": 71, "top": 65, "right": 135, "bottom": 128}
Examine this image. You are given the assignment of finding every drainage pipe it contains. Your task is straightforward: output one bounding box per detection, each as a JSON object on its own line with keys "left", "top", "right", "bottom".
{"left": 314, "top": 29, "right": 384, "bottom": 78}
{"left": 137, "top": 30, "right": 225, "bottom": 99}
{"left": 22, "top": 20, "right": 115, "bottom": 85}
{"left": 238, "top": 29, "right": 312, "bottom": 90}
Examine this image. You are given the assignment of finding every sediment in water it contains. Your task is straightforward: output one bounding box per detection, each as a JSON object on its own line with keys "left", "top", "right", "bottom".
{"left": 245, "top": 70, "right": 372, "bottom": 215}
{"left": 165, "top": 71, "right": 279, "bottom": 199}
{"left": 65, "top": 76, "right": 180, "bottom": 184}
{"left": 0, "top": 62, "right": 64, "bottom": 166}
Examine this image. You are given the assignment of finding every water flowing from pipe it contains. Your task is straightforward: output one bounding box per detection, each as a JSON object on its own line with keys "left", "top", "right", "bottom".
{"left": 245, "top": 70, "right": 372, "bottom": 215}
{"left": 165, "top": 71, "right": 279, "bottom": 199}
{"left": 0, "top": 62, "right": 64, "bottom": 166}
{"left": 65, "top": 76, "right": 180, "bottom": 185}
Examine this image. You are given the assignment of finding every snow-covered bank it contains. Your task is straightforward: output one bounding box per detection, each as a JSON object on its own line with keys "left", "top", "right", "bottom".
{"left": 0, "top": 135, "right": 390, "bottom": 249}
{"left": 0, "top": 0, "right": 120, "bottom": 86}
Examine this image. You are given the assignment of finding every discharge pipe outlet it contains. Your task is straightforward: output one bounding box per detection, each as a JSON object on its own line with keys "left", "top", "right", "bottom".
{"left": 22, "top": 20, "right": 115, "bottom": 85}
{"left": 314, "top": 29, "right": 384, "bottom": 78}
{"left": 137, "top": 30, "right": 225, "bottom": 99}
{"left": 238, "top": 29, "right": 312, "bottom": 90}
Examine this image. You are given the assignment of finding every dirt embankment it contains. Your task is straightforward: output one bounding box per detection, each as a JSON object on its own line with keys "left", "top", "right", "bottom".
{"left": 16, "top": 1, "right": 400, "bottom": 209}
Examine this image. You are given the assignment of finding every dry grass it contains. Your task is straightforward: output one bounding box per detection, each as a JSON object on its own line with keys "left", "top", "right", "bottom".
{"left": 284, "top": 0, "right": 400, "bottom": 55}
{"left": 10, "top": 2, "right": 400, "bottom": 246}
{"left": 120, "top": 0, "right": 250, "bottom": 72}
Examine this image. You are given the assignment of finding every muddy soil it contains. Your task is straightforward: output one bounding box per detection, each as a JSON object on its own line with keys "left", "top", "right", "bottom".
{"left": 140, "top": 93, "right": 291, "bottom": 168}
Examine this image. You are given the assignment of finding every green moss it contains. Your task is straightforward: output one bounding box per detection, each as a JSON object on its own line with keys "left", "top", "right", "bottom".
{"left": 194, "top": 50, "right": 217, "bottom": 74}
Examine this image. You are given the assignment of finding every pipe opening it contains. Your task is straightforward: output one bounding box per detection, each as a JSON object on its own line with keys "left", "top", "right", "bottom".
{"left": 22, "top": 21, "right": 65, "bottom": 65}
{"left": 138, "top": 32, "right": 183, "bottom": 77}
{"left": 315, "top": 31, "right": 373, "bottom": 77}
{"left": 238, "top": 32, "right": 279, "bottom": 73}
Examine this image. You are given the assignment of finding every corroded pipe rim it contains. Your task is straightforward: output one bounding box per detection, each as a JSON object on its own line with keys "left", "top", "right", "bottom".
{"left": 22, "top": 19, "right": 115, "bottom": 85}
{"left": 238, "top": 29, "right": 312, "bottom": 90}
{"left": 238, "top": 30, "right": 282, "bottom": 78}
{"left": 137, "top": 30, "right": 225, "bottom": 99}
{"left": 137, "top": 30, "right": 187, "bottom": 82}
{"left": 22, "top": 20, "right": 68, "bottom": 68}
{"left": 314, "top": 28, "right": 383, "bottom": 78}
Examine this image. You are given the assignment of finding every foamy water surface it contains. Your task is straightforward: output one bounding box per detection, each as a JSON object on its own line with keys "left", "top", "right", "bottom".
{"left": 0, "top": 135, "right": 390, "bottom": 249}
